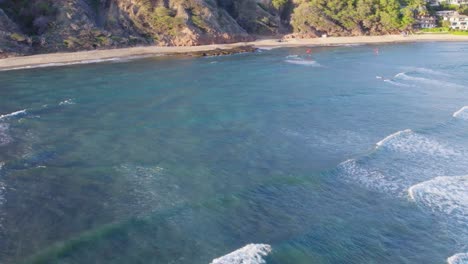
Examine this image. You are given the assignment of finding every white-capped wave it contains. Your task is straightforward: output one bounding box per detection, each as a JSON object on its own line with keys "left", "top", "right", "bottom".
{"left": 285, "top": 59, "right": 321, "bottom": 66}
{"left": 59, "top": 99, "right": 75, "bottom": 106}
{"left": 375, "top": 129, "right": 457, "bottom": 157}
{"left": 453, "top": 106, "right": 468, "bottom": 120}
{"left": 448, "top": 253, "right": 468, "bottom": 264}
{"left": 210, "top": 244, "right": 272, "bottom": 264}
{"left": 0, "top": 109, "right": 27, "bottom": 120}
{"left": 383, "top": 79, "right": 411, "bottom": 87}
{"left": 409, "top": 175, "right": 468, "bottom": 224}
{"left": 394, "top": 72, "right": 461, "bottom": 87}
{"left": 258, "top": 46, "right": 277, "bottom": 51}
{"left": 405, "top": 67, "right": 451, "bottom": 77}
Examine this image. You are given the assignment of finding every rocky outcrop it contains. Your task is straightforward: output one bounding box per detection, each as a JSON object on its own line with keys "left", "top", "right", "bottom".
{"left": 0, "top": 9, "right": 31, "bottom": 58}
{"left": 0, "top": 0, "right": 289, "bottom": 55}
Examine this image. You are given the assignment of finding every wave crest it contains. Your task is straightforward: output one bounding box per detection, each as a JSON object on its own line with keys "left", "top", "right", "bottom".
{"left": 453, "top": 106, "right": 468, "bottom": 120}
{"left": 210, "top": 244, "right": 272, "bottom": 264}
{"left": 447, "top": 253, "right": 468, "bottom": 264}
{"left": 409, "top": 175, "right": 468, "bottom": 224}
{"left": 0, "top": 109, "right": 27, "bottom": 120}
{"left": 375, "top": 129, "right": 456, "bottom": 157}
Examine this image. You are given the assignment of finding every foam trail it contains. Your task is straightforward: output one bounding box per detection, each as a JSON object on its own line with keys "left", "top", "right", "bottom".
{"left": 59, "top": 99, "right": 75, "bottom": 106}
{"left": 383, "top": 79, "right": 411, "bottom": 87}
{"left": 210, "top": 244, "right": 272, "bottom": 264}
{"left": 0, "top": 109, "right": 27, "bottom": 120}
{"left": 453, "top": 106, "right": 468, "bottom": 120}
{"left": 405, "top": 67, "right": 451, "bottom": 77}
{"left": 285, "top": 59, "right": 321, "bottom": 66}
{"left": 409, "top": 175, "right": 468, "bottom": 224}
{"left": 447, "top": 253, "right": 468, "bottom": 264}
{"left": 394, "top": 72, "right": 462, "bottom": 87}
{"left": 0, "top": 55, "right": 154, "bottom": 72}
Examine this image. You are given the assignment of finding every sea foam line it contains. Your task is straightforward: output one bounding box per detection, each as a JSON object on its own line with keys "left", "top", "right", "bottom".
{"left": 285, "top": 59, "right": 321, "bottom": 66}
{"left": 453, "top": 106, "right": 468, "bottom": 119}
{"left": 447, "top": 252, "right": 468, "bottom": 264}
{"left": 0, "top": 109, "right": 27, "bottom": 120}
{"left": 210, "top": 244, "right": 272, "bottom": 264}
{"left": 0, "top": 55, "right": 155, "bottom": 72}
{"left": 375, "top": 129, "right": 412, "bottom": 147}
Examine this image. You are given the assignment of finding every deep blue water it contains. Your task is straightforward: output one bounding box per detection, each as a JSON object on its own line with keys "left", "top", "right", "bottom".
{"left": 0, "top": 42, "right": 467, "bottom": 264}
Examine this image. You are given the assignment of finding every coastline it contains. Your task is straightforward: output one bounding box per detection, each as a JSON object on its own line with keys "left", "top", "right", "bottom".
{"left": 1, "top": 34, "right": 468, "bottom": 71}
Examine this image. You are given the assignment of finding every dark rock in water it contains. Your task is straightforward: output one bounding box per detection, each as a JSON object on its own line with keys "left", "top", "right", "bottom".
{"left": 178, "top": 46, "right": 258, "bottom": 57}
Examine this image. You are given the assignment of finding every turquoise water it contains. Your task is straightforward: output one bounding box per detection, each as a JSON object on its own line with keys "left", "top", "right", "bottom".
{"left": 0, "top": 42, "right": 467, "bottom": 264}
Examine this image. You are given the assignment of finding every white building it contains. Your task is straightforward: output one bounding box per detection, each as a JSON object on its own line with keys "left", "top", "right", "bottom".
{"left": 449, "top": 15, "right": 468, "bottom": 30}
{"left": 417, "top": 16, "right": 438, "bottom": 28}
{"left": 426, "top": 0, "right": 468, "bottom": 6}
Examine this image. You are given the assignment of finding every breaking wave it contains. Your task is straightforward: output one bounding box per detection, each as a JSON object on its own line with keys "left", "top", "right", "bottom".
{"left": 394, "top": 72, "right": 462, "bottom": 87}
{"left": 375, "top": 129, "right": 457, "bottom": 157}
{"left": 453, "top": 106, "right": 468, "bottom": 120}
{"left": 285, "top": 55, "right": 321, "bottom": 66}
{"left": 0, "top": 109, "right": 27, "bottom": 121}
{"left": 404, "top": 67, "right": 451, "bottom": 77}
{"left": 285, "top": 59, "right": 321, "bottom": 66}
{"left": 409, "top": 175, "right": 468, "bottom": 224}
{"left": 59, "top": 99, "right": 75, "bottom": 106}
{"left": 210, "top": 244, "right": 272, "bottom": 264}
{"left": 448, "top": 253, "right": 468, "bottom": 264}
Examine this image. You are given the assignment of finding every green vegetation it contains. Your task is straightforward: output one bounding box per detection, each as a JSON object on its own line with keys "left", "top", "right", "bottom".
{"left": 272, "top": 0, "right": 288, "bottom": 10}
{"left": 291, "top": 0, "right": 428, "bottom": 35}
{"left": 419, "top": 27, "right": 449, "bottom": 32}
{"left": 418, "top": 27, "right": 468, "bottom": 35}
{"left": 10, "top": 33, "right": 27, "bottom": 42}
{"left": 151, "top": 7, "right": 184, "bottom": 36}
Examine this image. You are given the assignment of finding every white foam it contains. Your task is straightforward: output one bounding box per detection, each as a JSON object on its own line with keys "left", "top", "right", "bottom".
{"left": 337, "top": 159, "right": 401, "bottom": 194}
{"left": 0, "top": 123, "right": 12, "bottom": 146}
{"left": 405, "top": 67, "right": 451, "bottom": 77}
{"left": 0, "top": 55, "right": 153, "bottom": 72}
{"left": 383, "top": 79, "right": 411, "bottom": 87}
{"left": 210, "top": 244, "right": 272, "bottom": 264}
{"left": 285, "top": 59, "right": 321, "bottom": 66}
{"left": 59, "top": 99, "right": 75, "bottom": 106}
{"left": 409, "top": 175, "right": 468, "bottom": 224}
{"left": 376, "top": 129, "right": 412, "bottom": 147}
{"left": 375, "top": 129, "right": 457, "bottom": 157}
{"left": 453, "top": 106, "right": 468, "bottom": 120}
{"left": 448, "top": 253, "right": 468, "bottom": 264}
{"left": 258, "top": 46, "right": 277, "bottom": 50}
{"left": 0, "top": 109, "right": 27, "bottom": 120}
{"left": 394, "top": 72, "right": 461, "bottom": 87}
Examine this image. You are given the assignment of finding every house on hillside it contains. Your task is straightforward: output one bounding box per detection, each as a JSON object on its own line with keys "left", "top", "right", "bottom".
{"left": 449, "top": 14, "right": 468, "bottom": 29}
{"left": 416, "top": 16, "right": 438, "bottom": 28}
{"left": 426, "top": 0, "right": 468, "bottom": 6}
{"left": 436, "top": 10, "right": 459, "bottom": 20}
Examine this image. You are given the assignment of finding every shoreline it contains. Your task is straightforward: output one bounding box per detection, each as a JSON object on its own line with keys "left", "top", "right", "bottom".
{"left": 1, "top": 34, "right": 468, "bottom": 71}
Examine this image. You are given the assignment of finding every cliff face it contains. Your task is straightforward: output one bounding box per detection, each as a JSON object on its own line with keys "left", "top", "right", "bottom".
{"left": 0, "top": 0, "right": 284, "bottom": 57}
{"left": 0, "top": 0, "right": 423, "bottom": 57}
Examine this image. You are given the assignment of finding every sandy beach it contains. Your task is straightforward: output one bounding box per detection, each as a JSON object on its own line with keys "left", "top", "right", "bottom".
{"left": 1, "top": 34, "right": 467, "bottom": 71}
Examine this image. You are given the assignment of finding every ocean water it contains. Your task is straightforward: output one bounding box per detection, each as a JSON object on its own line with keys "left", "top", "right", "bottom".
{"left": 0, "top": 42, "right": 467, "bottom": 264}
